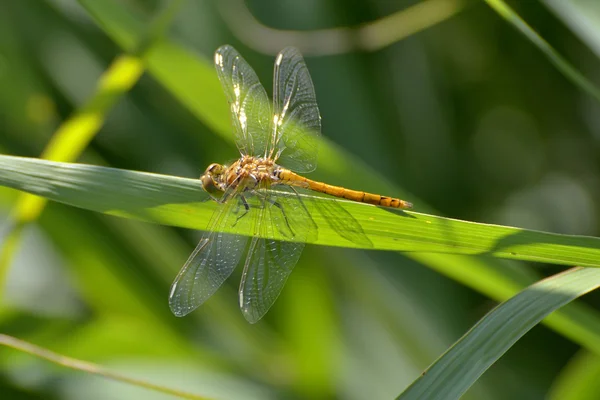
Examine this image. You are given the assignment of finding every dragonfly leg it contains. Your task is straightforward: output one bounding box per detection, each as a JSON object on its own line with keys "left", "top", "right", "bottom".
{"left": 268, "top": 198, "right": 295, "bottom": 237}
{"left": 231, "top": 195, "right": 251, "bottom": 227}
{"left": 251, "top": 189, "right": 295, "bottom": 238}
{"left": 288, "top": 186, "right": 312, "bottom": 222}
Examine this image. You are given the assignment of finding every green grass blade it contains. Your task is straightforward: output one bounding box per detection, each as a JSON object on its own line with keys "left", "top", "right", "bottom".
{"left": 397, "top": 267, "right": 600, "bottom": 400}
{"left": 77, "top": 0, "right": 231, "bottom": 137}
{"left": 544, "top": 0, "right": 600, "bottom": 62}
{"left": 2, "top": 155, "right": 600, "bottom": 267}
{"left": 9, "top": 55, "right": 144, "bottom": 223}
{"left": 547, "top": 351, "right": 600, "bottom": 400}
{"left": 485, "top": 0, "right": 600, "bottom": 103}
{"left": 417, "top": 253, "right": 600, "bottom": 354}
{"left": 0, "top": 334, "right": 210, "bottom": 400}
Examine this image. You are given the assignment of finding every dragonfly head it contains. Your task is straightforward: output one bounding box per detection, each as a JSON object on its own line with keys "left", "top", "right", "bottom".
{"left": 200, "top": 163, "right": 225, "bottom": 195}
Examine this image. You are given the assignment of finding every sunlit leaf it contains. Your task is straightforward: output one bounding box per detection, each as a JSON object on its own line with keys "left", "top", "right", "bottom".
{"left": 2, "top": 155, "right": 600, "bottom": 268}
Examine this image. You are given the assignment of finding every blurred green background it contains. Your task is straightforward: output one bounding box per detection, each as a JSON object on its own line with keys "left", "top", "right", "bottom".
{"left": 2, "top": 0, "right": 600, "bottom": 399}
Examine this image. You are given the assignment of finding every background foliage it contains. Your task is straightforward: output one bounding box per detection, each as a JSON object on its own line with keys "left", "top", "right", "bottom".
{"left": 2, "top": 0, "right": 600, "bottom": 399}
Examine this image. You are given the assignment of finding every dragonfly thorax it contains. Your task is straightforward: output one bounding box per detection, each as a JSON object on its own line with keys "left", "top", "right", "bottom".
{"left": 201, "top": 156, "right": 279, "bottom": 195}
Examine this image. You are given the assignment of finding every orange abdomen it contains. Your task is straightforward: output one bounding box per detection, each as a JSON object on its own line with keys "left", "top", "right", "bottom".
{"left": 278, "top": 170, "right": 412, "bottom": 209}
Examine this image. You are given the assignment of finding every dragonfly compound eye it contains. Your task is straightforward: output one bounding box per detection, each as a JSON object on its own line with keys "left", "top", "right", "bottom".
{"left": 206, "top": 163, "right": 223, "bottom": 174}
{"left": 200, "top": 173, "right": 221, "bottom": 195}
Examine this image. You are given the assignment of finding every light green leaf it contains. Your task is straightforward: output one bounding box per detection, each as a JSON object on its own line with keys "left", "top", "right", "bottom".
{"left": 398, "top": 267, "right": 600, "bottom": 400}
{"left": 2, "top": 155, "right": 600, "bottom": 268}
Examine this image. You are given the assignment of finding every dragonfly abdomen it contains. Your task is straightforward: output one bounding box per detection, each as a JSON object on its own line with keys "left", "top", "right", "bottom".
{"left": 278, "top": 170, "right": 412, "bottom": 209}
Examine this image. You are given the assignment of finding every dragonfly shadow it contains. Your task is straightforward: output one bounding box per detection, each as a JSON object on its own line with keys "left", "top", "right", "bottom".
{"left": 380, "top": 206, "right": 418, "bottom": 219}
{"left": 293, "top": 193, "right": 375, "bottom": 248}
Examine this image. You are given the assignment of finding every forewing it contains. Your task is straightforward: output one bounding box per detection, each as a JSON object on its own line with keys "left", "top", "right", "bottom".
{"left": 169, "top": 187, "right": 250, "bottom": 317}
{"left": 270, "top": 47, "right": 321, "bottom": 172}
{"left": 215, "top": 45, "right": 271, "bottom": 157}
{"left": 239, "top": 185, "right": 316, "bottom": 323}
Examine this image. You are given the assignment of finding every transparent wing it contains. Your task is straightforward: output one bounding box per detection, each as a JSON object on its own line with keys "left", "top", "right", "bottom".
{"left": 270, "top": 47, "right": 321, "bottom": 173}
{"left": 169, "top": 186, "right": 251, "bottom": 317}
{"left": 239, "top": 184, "right": 317, "bottom": 323}
{"left": 215, "top": 45, "right": 272, "bottom": 157}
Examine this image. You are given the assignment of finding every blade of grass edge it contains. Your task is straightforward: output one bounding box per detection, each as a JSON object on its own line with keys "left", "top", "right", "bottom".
{"left": 0, "top": 334, "right": 210, "bottom": 400}
{"left": 484, "top": 0, "right": 600, "bottom": 103}
{"left": 397, "top": 267, "right": 600, "bottom": 400}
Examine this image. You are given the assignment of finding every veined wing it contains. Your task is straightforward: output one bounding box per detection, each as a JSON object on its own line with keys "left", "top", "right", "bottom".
{"left": 270, "top": 47, "right": 321, "bottom": 173}
{"left": 215, "top": 45, "right": 271, "bottom": 157}
{"left": 169, "top": 186, "right": 251, "bottom": 317}
{"left": 239, "top": 184, "right": 317, "bottom": 323}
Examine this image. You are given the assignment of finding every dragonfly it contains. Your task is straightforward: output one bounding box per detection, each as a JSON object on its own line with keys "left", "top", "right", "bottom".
{"left": 169, "top": 45, "right": 412, "bottom": 323}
